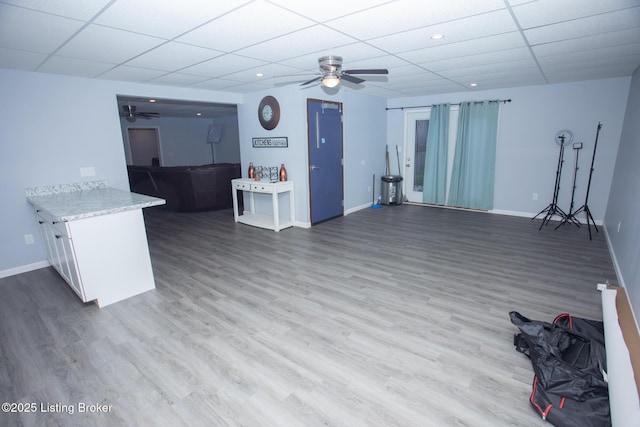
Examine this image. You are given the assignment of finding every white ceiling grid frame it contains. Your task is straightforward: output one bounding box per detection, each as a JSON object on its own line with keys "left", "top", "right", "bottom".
{"left": 93, "top": 0, "right": 253, "bottom": 39}
{"left": 176, "top": 0, "right": 315, "bottom": 52}
{"left": 124, "top": 42, "right": 225, "bottom": 72}
{"left": 55, "top": 24, "right": 166, "bottom": 64}
{"left": 0, "top": 3, "right": 86, "bottom": 52}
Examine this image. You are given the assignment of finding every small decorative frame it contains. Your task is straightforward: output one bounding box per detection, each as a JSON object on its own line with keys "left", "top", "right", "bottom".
{"left": 252, "top": 137, "right": 288, "bottom": 148}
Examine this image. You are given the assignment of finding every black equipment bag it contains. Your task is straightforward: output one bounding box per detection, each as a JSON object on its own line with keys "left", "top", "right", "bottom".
{"left": 509, "top": 311, "right": 610, "bottom": 427}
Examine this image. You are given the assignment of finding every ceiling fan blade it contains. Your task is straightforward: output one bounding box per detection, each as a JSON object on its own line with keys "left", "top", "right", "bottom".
{"left": 344, "top": 69, "right": 389, "bottom": 75}
{"left": 340, "top": 73, "right": 365, "bottom": 84}
{"left": 300, "top": 76, "right": 322, "bottom": 86}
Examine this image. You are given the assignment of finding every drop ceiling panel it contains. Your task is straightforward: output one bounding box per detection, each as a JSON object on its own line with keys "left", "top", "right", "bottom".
{"left": 94, "top": 0, "right": 250, "bottom": 39}
{"left": 1, "top": 0, "right": 112, "bottom": 20}
{"left": 524, "top": 8, "right": 640, "bottom": 45}
{"left": 147, "top": 72, "right": 211, "bottom": 86}
{"left": 325, "top": 0, "right": 506, "bottom": 40}
{"left": 279, "top": 42, "right": 388, "bottom": 70}
{"left": 234, "top": 26, "right": 358, "bottom": 62}
{"left": 0, "top": 48, "right": 48, "bottom": 70}
{"left": 0, "top": 4, "right": 84, "bottom": 53}
{"left": 398, "top": 32, "right": 525, "bottom": 64}
{"left": 38, "top": 56, "right": 115, "bottom": 77}
{"left": 533, "top": 28, "right": 640, "bottom": 57}
{"left": 370, "top": 9, "right": 518, "bottom": 53}
{"left": 268, "top": 0, "right": 391, "bottom": 22}
{"left": 56, "top": 24, "right": 165, "bottom": 63}
{"left": 420, "top": 47, "right": 532, "bottom": 72}
{"left": 512, "top": 0, "right": 640, "bottom": 29}
{"left": 176, "top": 1, "right": 315, "bottom": 52}
{"left": 99, "top": 65, "right": 168, "bottom": 82}
{"left": 180, "top": 54, "right": 268, "bottom": 78}
{"left": 125, "top": 42, "right": 224, "bottom": 72}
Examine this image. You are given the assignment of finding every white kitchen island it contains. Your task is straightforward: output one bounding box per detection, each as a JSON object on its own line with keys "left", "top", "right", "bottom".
{"left": 26, "top": 180, "right": 165, "bottom": 307}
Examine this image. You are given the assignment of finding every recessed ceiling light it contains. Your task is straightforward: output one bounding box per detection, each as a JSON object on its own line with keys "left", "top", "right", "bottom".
{"left": 431, "top": 34, "right": 444, "bottom": 40}
{"left": 196, "top": 112, "right": 202, "bottom": 116}
{"left": 470, "top": 83, "right": 478, "bottom": 87}
{"left": 148, "top": 99, "right": 156, "bottom": 103}
{"left": 256, "top": 73, "right": 264, "bottom": 77}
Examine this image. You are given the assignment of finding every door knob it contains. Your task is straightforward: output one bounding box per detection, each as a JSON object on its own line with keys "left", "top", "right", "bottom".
{"left": 310, "top": 165, "right": 320, "bottom": 170}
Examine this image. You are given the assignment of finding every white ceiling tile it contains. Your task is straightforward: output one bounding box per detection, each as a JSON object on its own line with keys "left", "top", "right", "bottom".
{"left": 398, "top": 32, "right": 525, "bottom": 63}
{"left": 38, "top": 55, "right": 115, "bottom": 77}
{"left": 99, "top": 65, "right": 168, "bottom": 82}
{"left": 234, "top": 25, "right": 357, "bottom": 61}
{"left": 524, "top": 8, "right": 640, "bottom": 45}
{"left": 268, "top": 0, "right": 391, "bottom": 22}
{"left": 56, "top": 24, "right": 165, "bottom": 63}
{"left": 512, "top": 0, "right": 640, "bottom": 29}
{"left": 233, "top": 63, "right": 303, "bottom": 81}
{"left": 147, "top": 72, "right": 211, "bottom": 86}
{"left": 188, "top": 77, "right": 242, "bottom": 89}
{"left": 439, "top": 60, "right": 540, "bottom": 79}
{"left": 533, "top": 28, "right": 640, "bottom": 57}
{"left": 176, "top": 1, "right": 314, "bottom": 52}
{"left": 125, "top": 42, "right": 224, "bottom": 72}
{"left": 1, "top": 0, "right": 112, "bottom": 20}
{"left": 539, "top": 47, "right": 640, "bottom": 71}
{"left": 0, "top": 4, "right": 84, "bottom": 53}
{"left": 0, "top": 47, "right": 47, "bottom": 70}
{"left": 94, "top": 0, "right": 251, "bottom": 39}
{"left": 278, "top": 42, "right": 388, "bottom": 70}
{"left": 545, "top": 62, "right": 639, "bottom": 83}
{"left": 326, "top": 0, "right": 506, "bottom": 40}
{"left": 180, "top": 54, "right": 268, "bottom": 78}
{"left": 421, "top": 47, "right": 533, "bottom": 72}
{"left": 370, "top": 10, "right": 519, "bottom": 53}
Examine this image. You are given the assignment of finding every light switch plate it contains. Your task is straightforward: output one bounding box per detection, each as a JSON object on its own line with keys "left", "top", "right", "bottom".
{"left": 80, "top": 166, "right": 96, "bottom": 177}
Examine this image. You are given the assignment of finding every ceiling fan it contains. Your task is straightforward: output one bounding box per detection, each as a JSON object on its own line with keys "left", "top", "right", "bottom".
{"left": 297, "top": 56, "right": 388, "bottom": 88}
{"left": 120, "top": 105, "right": 159, "bottom": 122}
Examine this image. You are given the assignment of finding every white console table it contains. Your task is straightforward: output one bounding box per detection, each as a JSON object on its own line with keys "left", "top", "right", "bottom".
{"left": 232, "top": 178, "right": 295, "bottom": 231}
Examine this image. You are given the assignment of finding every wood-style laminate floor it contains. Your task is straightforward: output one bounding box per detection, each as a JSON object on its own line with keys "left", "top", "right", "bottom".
{"left": 0, "top": 204, "right": 617, "bottom": 426}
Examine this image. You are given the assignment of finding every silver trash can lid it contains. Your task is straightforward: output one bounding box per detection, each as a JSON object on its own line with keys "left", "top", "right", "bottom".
{"left": 381, "top": 175, "right": 403, "bottom": 182}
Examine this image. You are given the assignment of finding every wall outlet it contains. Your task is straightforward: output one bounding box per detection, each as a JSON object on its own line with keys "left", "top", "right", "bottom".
{"left": 80, "top": 166, "right": 96, "bottom": 177}
{"left": 532, "top": 193, "right": 538, "bottom": 201}
{"left": 24, "top": 234, "right": 34, "bottom": 245}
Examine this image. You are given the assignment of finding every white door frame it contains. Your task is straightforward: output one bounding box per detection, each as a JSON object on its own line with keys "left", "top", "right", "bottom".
{"left": 403, "top": 106, "right": 459, "bottom": 204}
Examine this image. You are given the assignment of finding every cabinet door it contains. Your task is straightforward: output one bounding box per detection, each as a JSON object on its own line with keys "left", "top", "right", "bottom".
{"left": 53, "top": 232, "right": 85, "bottom": 301}
{"left": 36, "top": 216, "right": 56, "bottom": 265}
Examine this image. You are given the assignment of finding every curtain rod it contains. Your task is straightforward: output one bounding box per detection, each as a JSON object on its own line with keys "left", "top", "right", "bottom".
{"left": 385, "top": 98, "right": 511, "bottom": 111}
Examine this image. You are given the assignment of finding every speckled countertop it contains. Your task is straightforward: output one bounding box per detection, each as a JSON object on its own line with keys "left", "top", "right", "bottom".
{"left": 26, "top": 180, "right": 166, "bottom": 222}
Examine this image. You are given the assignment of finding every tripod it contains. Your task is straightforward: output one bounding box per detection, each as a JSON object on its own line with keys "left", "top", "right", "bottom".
{"left": 573, "top": 123, "right": 602, "bottom": 240}
{"left": 555, "top": 142, "right": 583, "bottom": 229}
{"left": 532, "top": 135, "right": 570, "bottom": 229}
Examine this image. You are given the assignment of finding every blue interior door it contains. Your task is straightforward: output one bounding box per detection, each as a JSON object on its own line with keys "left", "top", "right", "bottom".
{"left": 307, "top": 99, "right": 343, "bottom": 224}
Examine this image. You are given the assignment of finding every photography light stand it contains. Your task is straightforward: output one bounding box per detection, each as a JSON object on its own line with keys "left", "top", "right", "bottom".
{"left": 532, "top": 135, "right": 570, "bottom": 230}
{"left": 572, "top": 123, "right": 602, "bottom": 240}
{"left": 555, "top": 142, "right": 583, "bottom": 229}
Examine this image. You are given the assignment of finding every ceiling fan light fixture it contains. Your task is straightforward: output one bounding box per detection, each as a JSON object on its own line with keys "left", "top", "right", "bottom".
{"left": 322, "top": 73, "right": 340, "bottom": 88}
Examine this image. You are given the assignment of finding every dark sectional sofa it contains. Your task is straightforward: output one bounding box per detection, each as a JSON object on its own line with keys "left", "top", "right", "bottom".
{"left": 127, "top": 163, "right": 241, "bottom": 212}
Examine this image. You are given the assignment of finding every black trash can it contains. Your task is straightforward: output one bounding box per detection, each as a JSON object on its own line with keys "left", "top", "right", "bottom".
{"left": 381, "top": 175, "right": 403, "bottom": 205}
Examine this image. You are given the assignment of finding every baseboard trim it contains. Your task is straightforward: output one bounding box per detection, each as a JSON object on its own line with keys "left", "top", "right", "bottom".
{"left": 0, "top": 260, "right": 49, "bottom": 279}
{"left": 490, "top": 208, "right": 604, "bottom": 226}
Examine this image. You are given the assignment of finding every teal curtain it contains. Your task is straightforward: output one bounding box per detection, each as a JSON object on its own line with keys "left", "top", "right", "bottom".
{"left": 422, "top": 103, "right": 450, "bottom": 204}
{"left": 448, "top": 101, "right": 499, "bottom": 210}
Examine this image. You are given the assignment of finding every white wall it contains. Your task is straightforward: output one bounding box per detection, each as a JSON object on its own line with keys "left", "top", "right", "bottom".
{"left": 238, "top": 85, "right": 388, "bottom": 226}
{"left": 605, "top": 67, "right": 640, "bottom": 323}
{"left": 121, "top": 114, "right": 240, "bottom": 166}
{"left": 386, "top": 78, "right": 630, "bottom": 221}
{"left": 0, "top": 68, "right": 241, "bottom": 276}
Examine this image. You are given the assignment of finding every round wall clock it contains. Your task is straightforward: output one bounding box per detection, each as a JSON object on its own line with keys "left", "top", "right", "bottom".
{"left": 258, "top": 96, "right": 280, "bottom": 130}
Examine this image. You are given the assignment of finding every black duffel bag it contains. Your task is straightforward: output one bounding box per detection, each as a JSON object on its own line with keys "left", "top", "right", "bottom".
{"left": 510, "top": 311, "right": 610, "bottom": 427}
